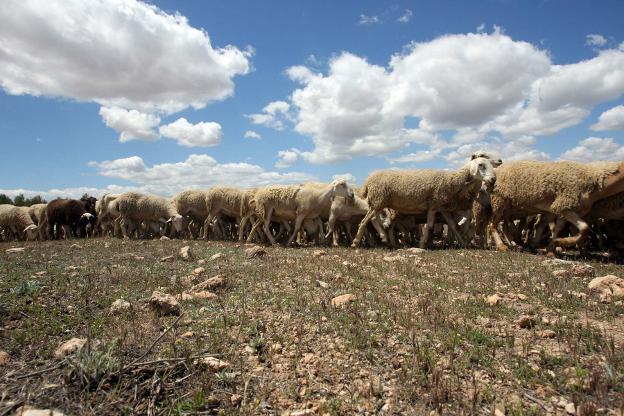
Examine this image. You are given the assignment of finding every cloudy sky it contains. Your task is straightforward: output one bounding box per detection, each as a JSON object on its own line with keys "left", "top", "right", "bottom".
{"left": 1, "top": 0, "right": 623, "bottom": 199}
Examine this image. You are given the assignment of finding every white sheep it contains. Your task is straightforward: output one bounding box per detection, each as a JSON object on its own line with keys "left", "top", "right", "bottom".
{"left": 172, "top": 189, "right": 211, "bottom": 238}
{"left": 352, "top": 157, "right": 497, "bottom": 248}
{"left": 488, "top": 161, "right": 624, "bottom": 252}
{"left": 27, "top": 203, "right": 48, "bottom": 240}
{"left": 0, "top": 204, "right": 39, "bottom": 241}
{"left": 203, "top": 187, "right": 244, "bottom": 240}
{"left": 110, "top": 192, "right": 185, "bottom": 239}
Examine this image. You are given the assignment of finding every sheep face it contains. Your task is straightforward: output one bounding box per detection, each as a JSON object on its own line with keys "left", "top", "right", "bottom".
{"left": 471, "top": 151, "right": 503, "bottom": 168}
{"left": 23, "top": 224, "right": 39, "bottom": 241}
{"left": 469, "top": 157, "right": 497, "bottom": 188}
{"left": 331, "top": 179, "right": 354, "bottom": 200}
{"left": 166, "top": 214, "right": 185, "bottom": 233}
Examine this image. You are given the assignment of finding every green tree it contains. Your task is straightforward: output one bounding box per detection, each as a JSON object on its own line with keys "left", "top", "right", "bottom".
{"left": 0, "top": 194, "right": 13, "bottom": 205}
{"left": 13, "top": 194, "right": 26, "bottom": 206}
{"left": 26, "top": 195, "right": 46, "bottom": 205}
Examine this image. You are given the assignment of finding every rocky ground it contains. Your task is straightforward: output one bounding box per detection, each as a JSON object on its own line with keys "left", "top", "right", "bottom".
{"left": 1, "top": 238, "right": 623, "bottom": 415}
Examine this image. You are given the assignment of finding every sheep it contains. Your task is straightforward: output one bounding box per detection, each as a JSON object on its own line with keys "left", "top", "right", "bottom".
{"left": 46, "top": 199, "right": 95, "bottom": 239}
{"left": 172, "top": 189, "right": 210, "bottom": 238}
{"left": 94, "top": 193, "right": 120, "bottom": 237}
{"left": 352, "top": 157, "right": 497, "bottom": 248}
{"left": 203, "top": 187, "right": 244, "bottom": 240}
{"left": 249, "top": 180, "right": 354, "bottom": 246}
{"left": 487, "top": 161, "right": 624, "bottom": 252}
{"left": 27, "top": 203, "right": 48, "bottom": 240}
{"left": 0, "top": 204, "right": 39, "bottom": 241}
{"left": 111, "top": 192, "right": 185, "bottom": 239}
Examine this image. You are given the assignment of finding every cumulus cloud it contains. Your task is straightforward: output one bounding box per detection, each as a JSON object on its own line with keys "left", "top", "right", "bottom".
{"left": 275, "top": 149, "right": 300, "bottom": 168}
{"left": 476, "top": 23, "right": 486, "bottom": 33}
{"left": 359, "top": 14, "right": 380, "bottom": 24}
{"left": 0, "top": 0, "right": 251, "bottom": 114}
{"left": 89, "top": 154, "right": 315, "bottom": 195}
{"left": 445, "top": 136, "right": 550, "bottom": 166}
{"left": 244, "top": 130, "right": 261, "bottom": 140}
{"left": 591, "top": 105, "right": 624, "bottom": 131}
{"left": 332, "top": 173, "right": 357, "bottom": 184}
{"left": 397, "top": 9, "right": 412, "bottom": 23}
{"left": 0, "top": 185, "right": 142, "bottom": 201}
{"left": 388, "top": 149, "right": 442, "bottom": 164}
{"left": 247, "top": 100, "right": 293, "bottom": 130}
{"left": 268, "top": 31, "right": 624, "bottom": 164}
{"left": 559, "top": 137, "right": 624, "bottom": 162}
{"left": 159, "top": 118, "right": 222, "bottom": 147}
{"left": 586, "top": 34, "right": 608, "bottom": 47}
{"left": 99, "top": 107, "right": 161, "bottom": 142}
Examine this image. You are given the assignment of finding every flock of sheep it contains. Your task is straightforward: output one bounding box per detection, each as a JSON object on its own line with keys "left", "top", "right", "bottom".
{"left": 2, "top": 151, "right": 624, "bottom": 255}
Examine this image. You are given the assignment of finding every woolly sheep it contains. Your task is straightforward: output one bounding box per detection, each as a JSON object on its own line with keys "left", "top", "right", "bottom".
{"left": 46, "top": 199, "right": 94, "bottom": 239}
{"left": 27, "top": 203, "right": 48, "bottom": 240}
{"left": 111, "top": 192, "right": 184, "bottom": 239}
{"left": 325, "top": 189, "right": 387, "bottom": 246}
{"left": 352, "top": 157, "right": 496, "bottom": 248}
{"left": 487, "top": 161, "right": 624, "bottom": 252}
{"left": 94, "top": 193, "right": 120, "bottom": 236}
{"left": 203, "top": 187, "right": 244, "bottom": 240}
{"left": 172, "top": 189, "right": 210, "bottom": 238}
{"left": 0, "top": 204, "right": 39, "bottom": 241}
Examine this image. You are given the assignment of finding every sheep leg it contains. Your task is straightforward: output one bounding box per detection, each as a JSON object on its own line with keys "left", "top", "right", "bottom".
{"left": 324, "top": 212, "right": 337, "bottom": 241}
{"left": 263, "top": 207, "right": 278, "bottom": 246}
{"left": 549, "top": 211, "right": 590, "bottom": 251}
{"left": 238, "top": 214, "right": 252, "bottom": 242}
{"left": 441, "top": 212, "right": 468, "bottom": 247}
{"left": 488, "top": 209, "right": 509, "bottom": 251}
{"left": 352, "top": 209, "right": 383, "bottom": 247}
{"left": 287, "top": 214, "right": 305, "bottom": 246}
{"left": 420, "top": 209, "right": 436, "bottom": 249}
{"left": 246, "top": 217, "right": 263, "bottom": 244}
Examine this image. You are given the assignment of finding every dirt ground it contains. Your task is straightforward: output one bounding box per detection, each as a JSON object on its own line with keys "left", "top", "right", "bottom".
{"left": 1, "top": 238, "right": 623, "bottom": 415}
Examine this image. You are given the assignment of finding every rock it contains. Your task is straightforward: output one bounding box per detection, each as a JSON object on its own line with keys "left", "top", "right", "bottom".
{"left": 186, "top": 290, "right": 218, "bottom": 300}
{"left": 539, "top": 329, "right": 556, "bottom": 338}
{"left": 494, "top": 409, "right": 505, "bottom": 416}
{"left": 571, "top": 264, "right": 594, "bottom": 277}
{"left": 541, "top": 258, "right": 572, "bottom": 266}
{"left": 6, "top": 247, "right": 25, "bottom": 253}
{"left": 193, "top": 267, "right": 205, "bottom": 276}
{"left": 587, "top": 275, "right": 624, "bottom": 303}
{"left": 245, "top": 246, "right": 266, "bottom": 258}
{"left": 35, "top": 271, "right": 47, "bottom": 277}
{"left": 54, "top": 337, "right": 87, "bottom": 358}
{"left": 133, "top": 256, "right": 144, "bottom": 261}
{"left": 159, "top": 255, "right": 175, "bottom": 262}
{"left": 179, "top": 246, "right": 192, "bottom": 260}
{"left": 552, "top": 269, "right": 569, "bottom": 278}
{"left": 313, "top": 250, "right": 327, "bottom": 257}
{"left": 69, "top": 244, "right": 82, "bottom": 249}
{"left": 485, "top": 294, "right": 502, "bottom": 306}
{"left": 516, "top": 293, "right": 528, "bottom": 301}
{"left": 195, "top": 356, "right": 230, "bottom": 372}
{"left": 197, "top": 259, "right": 206, "bottom": 265}
{"left": 160, "top": 236, "right": 170, "bottom": 241}
{"left": 565, "top": 402, "right": 575, "bottom": 415}
{"left": 192, "top": 276, "right": 225, "bottom": 291}
{"left": 210, "top": 252, "right": 225, "bottom": 261}
{"left": 331, "top": 293, "right": 356, "bottom": 308}
{"left": 506, "top": 272, "right": 522, "bottom": 278}
{"left": 383, "top": 255, "right": 404, "bottom": 262}
{"left": 15, "top": 407, "right": 65, "bottom": 416}
{"left": 148, "top": 291, "right": 181, "bottom": 316}
{"left": 316, "top": 280, "right": 330, "bottom": 289}
{"left": 516, "top": 315, "right": 536, "bottom": 329}
{"left": 180, "top": 331, "right": 194, "bottom": 339}
{"left": 110, "top": 299, "right": 131, "bottom": 315}
{"left": 230, "top": 394, "right": 242, "bottom": 406}
{"left": 291, "top": 410, "right": 315, "bottom": 416}
{"left": 0, "top": 350, "right": 9, "bottom": 365}
{"left": 406, "top": 247, "right": 426, "bottom": 254}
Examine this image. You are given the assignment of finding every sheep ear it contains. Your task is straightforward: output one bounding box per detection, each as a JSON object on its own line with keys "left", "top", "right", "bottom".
{"left": 470, "top": 153, "right": 478, "bottom": 160}
{"left": 469, "top": 160, "right": 479, "bottom": 176}
{"left": 165, "top": 218, "right": 172, "bottom": 223}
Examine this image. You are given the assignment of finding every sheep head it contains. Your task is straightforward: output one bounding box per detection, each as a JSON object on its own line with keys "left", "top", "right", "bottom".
{"left": 331, "top": 179, "right": 354, "bottom": 201}
{"left": 471, "top": 150, "right": 503, "bottom": 168}
{"left": 23, "top": 224, "right": 39, "bottom": 240}
{"left": 166, "top": 214, "right": 185, "bottom": 232}
{"left": 469, "top": 157, "right": 496, "bottom": 188}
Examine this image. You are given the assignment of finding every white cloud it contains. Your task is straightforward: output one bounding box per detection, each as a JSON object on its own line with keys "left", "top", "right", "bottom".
{"left": 99, "top": 106, "right": 160, "bottom": 142}
{"left": 359, "top": 14, "right": 380, "bottom": 25}
{"left": 159, "top": 118, "right": 222, "bottom": 147}
{"left": 332, "top": 173, "right": 357, "bottom": 184}
{"left": 244, "top": 130, "right": 261, "bottom": 140}
{"left": 591, "top": 105, "right": 624, "bottom": 131}
{"left": 559, "top": 137, "right": 624, "bottom": 162}
{"left": 273, "top": 31, "right": 624, "bottom": 164}
{"left": 0, "top": 185, "right": 143, "bottom": 201}
{"left": 476, "top": 23, "right": 486, "bottom": 33}
{"left": 388, "top": 149, "right": 442, "bottom": 164}
{"left": 445, "top": 136, "right": 550, "bottom": 166}
{"left": 397, "top": 9, "right": 412, "bottom": 23}
{"left": 89, "top": 154, "right": 315, "bottom": 196}
{"left": 275, "top": 149, "right": 300, "bottom": 168}
{"left": 247, "top": 100, "right": 293, "bottom": 130}
{"left": 0, "top": 0, "right": 251, "bottom": 114}
{"left": 586, "top": 34, "right": 608, "bottom": 47}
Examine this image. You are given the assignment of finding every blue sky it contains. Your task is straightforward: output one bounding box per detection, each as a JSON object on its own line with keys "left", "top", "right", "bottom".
{"left": 1, "top": 0, "right": 623, "bottom": 199}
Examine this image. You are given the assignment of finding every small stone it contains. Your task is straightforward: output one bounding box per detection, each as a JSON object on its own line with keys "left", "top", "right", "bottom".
{"left": 494, "top": 409, "right": 505, "bottom": 416}
{"left": 291, "top": 410, "right": 315, "bottom": 416}
{"left": 54, "top": 337, "right": 87, "bottom": 358}
{"left": 230, "top": 394, "right": 242, "bottom": 406}
{"left": 35, "top": 271, "right": 47, "bottom": 277}
{"left": 160, "top": 236, "right": 170, "bottom": 241}
{"left": 485, "top": 294, "right": 502, "bottom": 306}
{"left": 5, "top": 247, "right": 25, "bottom": 253}
{"left": 542, "top": 258, "right": 572, "bottom": 266}
{"left": 197, "top": 259, "right": 206, "bottom": 265}
{"left": 565, "top": 402, "right": 575, "bottom": 415}
{"left": 195, "top": 356, "right": 230, "bottom": 372}
{"left": 406, "top": 247, "right": 426, "bottom": 254}
{"left": 301, "top": 353, "right": 315, "bottom": 364}
{"left": 210, "top": 252, "right": 225, "bottom": 261}
{"left": 198, "top": 306, "right": 209, "bottom": 314}
{"left": 69, "top": 244, "right": 82, "bottom": 249}
{"left": 517, "top": 293, "right": 528, "bottom": 301}
{"left": 15, "top": 407, "right": 65, "bottom": 416}
{"left": 539, "top": 329, "right": 556, "bottom": 338}
{"left": 179, "top": 246, "right": 192, "bottom": 260}
{"left": 588, "top": 275, "right": 624, "bottom": 303}
{"left": 110, "top": 299, "right": 131, "bottom": 315}
{"left": 193, "top": 267, "right": 205, "bottom": 276}
{"left": 186, "top": 290, "right": 218, "bottom": 300}
{"left": 571, "top": 263, "right": 595, "bottom": 277}
{"left": 192, "top": 276, "right": 225, "bottom": 291}
{"left": 552, "top": 269, "right": 569, "bottom": 278}
{"left": 270, "top": 343, "right": 283, "bottom": 353}
{"left": 148, "top": 291, "right": 181, "bottom": 316}
{"left": 180, "top": 331, "right": 194, "bottom": 339}
{"left": 133, "top": 256, "right": 144, "bottom": 261}
{"left": 0, "top": 350, "right": 9, "bottom": 365}
{"left": 245, "top": 246, "right": 266, "bottom": 258}
{"left": 159, "top": 255, "right": 175, "bottom": 262}
{"left": 331, "top": 293, "right": 356, "bottom": 308}
{"left": 383, "top": 255, "right": 404, "bottom": 262}
{"left": 313, "top": 250, "right": 327, "bottom": 257}
{"left": 517, "top": 315, "right": 536, "bottom": 329}
{"left": 316, "top": 280, "right": 330, "bottom": 289}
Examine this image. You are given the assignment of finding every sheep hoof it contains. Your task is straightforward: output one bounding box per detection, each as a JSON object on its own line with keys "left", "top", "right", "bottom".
{"left": 496, "top": 244, "right": 509, "bottom": 252}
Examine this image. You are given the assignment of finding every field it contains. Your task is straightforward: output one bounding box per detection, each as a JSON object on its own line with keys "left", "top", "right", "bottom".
{"left": 1, "top": 239, "right": 623, "bottom": 415}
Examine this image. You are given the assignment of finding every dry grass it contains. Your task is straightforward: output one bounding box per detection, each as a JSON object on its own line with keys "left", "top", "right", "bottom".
{"left": 1, "top": 238, "right": 624, "bottom": 415}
